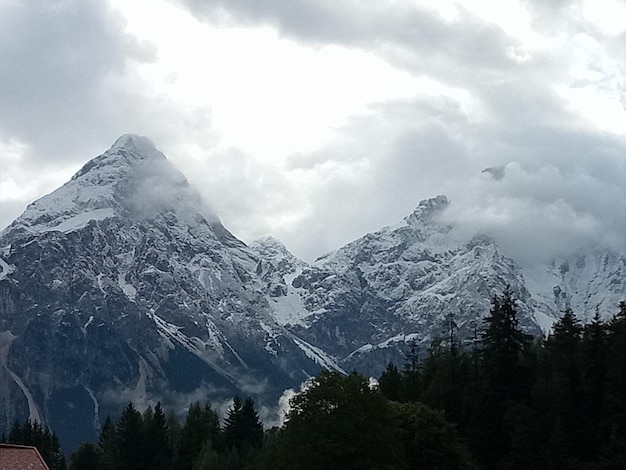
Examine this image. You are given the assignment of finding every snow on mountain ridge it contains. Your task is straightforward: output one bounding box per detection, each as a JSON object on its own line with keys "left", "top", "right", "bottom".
{"left": 0, "top": 134, "right": 622, "bottom": 450}
{"left": 0, "top": 134, "right": 224, "bottom": 242}
{"left": 522, "top": 249, "right": 626, "bottom": 323}
{"left": 0, "top": 135, "right": 341, "bottom": 450}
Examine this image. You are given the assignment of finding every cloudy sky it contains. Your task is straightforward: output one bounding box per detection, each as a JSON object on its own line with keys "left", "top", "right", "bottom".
{"left": 0, "top": 0, "right": 624, "bottom": 263}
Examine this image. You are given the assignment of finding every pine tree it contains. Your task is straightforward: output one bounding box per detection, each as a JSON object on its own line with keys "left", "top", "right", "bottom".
{"left": 378, "top": 363, "right": 405, "bottom": 402}
{"left": 116, "top": 402, "right": 144, "bottom": 470}
{"left": 480, "top": 289, "right": 531, "bottom": 404}
{"left": 6, "top": 419, "right": 66, "bottom": 470}
{"left": 602, "top": 302, "right": 626, "bottom": 465}
{"left": 577, "top": 309, "right": 606, "bottom": 461}
{"left": 543, "top": 307, "right": 582, "bottom": 458}
{"left": 402, "top": 341, "right": 422, "bottom": 401}
{"left": 177, "top": 402, "right": 221, "bottom": 470}
{"left": 223, "top": 397, "right": 264, "bottom": 452}
{"left": 477, "top": 288, "right": 532, "bottom": 468}
{"left": 391, "top": 401, "right": 477, "bottom": 470}
{"left": 97, "top": 416, "right": 118, "bottom": 470}
{"left": 142, "top": 402, "right": 172, "bottom": 470}
{"left": 70, "top": 443, "right": 101, "bottom": 470}
{"left": 269, "top": 370, "right": 400, "bottom": 470}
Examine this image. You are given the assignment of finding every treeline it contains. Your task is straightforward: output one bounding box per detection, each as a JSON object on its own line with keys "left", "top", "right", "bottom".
{"left": 378, "top": 293, "right": 626, "bottom": 469}
{"left": 68, "top": 374, "right": 476, "bottom": 470}
{"left": 70, "top": 397, "right": 264, "bottom": 470}
{"left": 1, "top": 419, "right": 66, "bottom": 470}
{"left": 4, "top": 292, "right": 625, "bottom": 469}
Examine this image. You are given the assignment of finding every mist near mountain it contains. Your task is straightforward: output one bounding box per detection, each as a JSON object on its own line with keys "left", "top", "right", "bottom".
{"left": 0, "top": 135, "right": 623, "bottom": 452}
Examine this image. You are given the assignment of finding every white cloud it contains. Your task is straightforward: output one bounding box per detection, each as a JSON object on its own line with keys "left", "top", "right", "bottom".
{"left": 0, "top": 0, "right": 623, "bottom": 265}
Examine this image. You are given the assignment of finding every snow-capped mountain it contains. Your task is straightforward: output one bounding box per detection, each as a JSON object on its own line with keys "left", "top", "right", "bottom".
{"left": 257, "top": 196, "right": 542, "bottom": 374}
{"left": 253, "top": 196, "right": 624, "bottom": 374}
{"left": 522, "top": 250, "right": 626, "bottom": 325}
{"left": 0, "top": 135, "right": 623, "bottom": 450}
{"left": 0, "top": 135, "right": 333, "bottom": 451}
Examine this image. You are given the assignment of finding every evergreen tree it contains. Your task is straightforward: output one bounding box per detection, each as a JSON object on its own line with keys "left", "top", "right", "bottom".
{"left": 166, "top": 412, "right": 183, "bottom": 469}
{"left": 477, "top": 289, "right": 531, "bottom": 468}
{"left": 224, "top": 397, "right": 264, "bottom": 452}
{"left": 391, "top": 401, "right": 477, "bottom": 470}
{"left": 177, "top": 402, "right": 221, "bottom": 470}
{"left": 378, "top": 363, "right": 405, "bottom": 402}
{"left": 420, "top": 338, "right": 477, "bottom": 430}
{"left": 602, "top": 302, "right": 626, "bottom": 464}
{"left": 577, "top": 309, "right": 607, "bottom": 461}
{"left": 191, "top": 441, "right": 223, "bottom": 470}
{"left": 70, "top": 443, "right": 101, "bottom": 470}
{"left": 116, "top": 402, "right": 144, "bottom": 470}
{"left": 97, "top": 415, "right": 118, "bottom": 470}
{"left": 142, "top": 402, "right": 172, "bottom": 470}
{"left": 542, "top": 308, "right": 583, "bottom": 458}
{"left": 6, "top": 419, "right": 66, "bottom": 470}
{"left": 480, "top": 288, "right": 532, "bottom": 404}
{"left": 267, "top": 370, "right": 400, "bottom": 470}
{"left": 402, "top": 341, "right": 422, "bottom": 401}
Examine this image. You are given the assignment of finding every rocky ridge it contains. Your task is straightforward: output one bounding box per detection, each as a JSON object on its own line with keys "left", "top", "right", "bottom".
{"left": 0, "top": 135, "right": 623, "bottom": 451}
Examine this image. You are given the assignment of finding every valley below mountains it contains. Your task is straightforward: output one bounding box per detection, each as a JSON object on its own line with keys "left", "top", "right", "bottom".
{"left": 1, "top": 135, "right": 624, "bottom": 450}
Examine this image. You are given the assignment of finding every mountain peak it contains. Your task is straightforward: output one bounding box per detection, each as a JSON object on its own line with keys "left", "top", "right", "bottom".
{"left": 1, "top": 135, "right": 213, "bottom": 239}
{"left": 404, "top": 195, "right": 449, "bottom": 231}
{"left": 250, "top": 235, "right": 303, "bottom": 264}
{"left": 109, "top": 134, "right": 163, "bottom": 160}
{"left": 71, "top": 135, "right": 165, "bottom": 182}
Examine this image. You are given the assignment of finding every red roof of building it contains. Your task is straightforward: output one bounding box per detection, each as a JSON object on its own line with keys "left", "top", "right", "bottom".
{"left": 0, "top": 444, "right": 50, "bottom": 470}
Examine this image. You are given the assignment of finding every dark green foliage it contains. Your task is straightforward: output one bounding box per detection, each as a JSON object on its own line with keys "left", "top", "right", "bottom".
{"left": 177, "top": 401, "right": 221, "bottom": 470}
{"left": 603, "top": 302, "right": 626, "bottom": 463}
{"left": 480, "top": 288, "right": 532, "bottom": 404}
{"left": 39, "top": 288, "right": 623, "bottom": 470}
{"left": 97, "top": 415, "right": 117, "bottom": 470}
{"left": 391, "top": 401, "right": 477, "bottom": 470}
{"left": 6, "top": 419, "right": 66, "bottom": 470}
{"left": 116, "top": 402, "right": 144, "bottom": 470}
{"left": 377, "top": 293, "right": 626, "bottom": 470}
{"left": 379, "top": 363, "right": 405, "bottom": 402}
{"left": 265, "top": 370, "right": 401, "bottom": 470}
{"left": 223, "top": 396, "right": 264, "bottom": 451}
{"left": 142, "top": 402, "right": 172, "bottom": 470}
{"left": 69, "top": 442, "right": 101, "bottom": 470}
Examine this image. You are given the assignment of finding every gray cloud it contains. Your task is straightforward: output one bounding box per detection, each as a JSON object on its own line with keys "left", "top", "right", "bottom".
{"left": 0, "top": 0, "right": 154, "bottom": 160}
{"left": 0, "top": 0, "right": 218, "bottom": 229}
{"left": 0, "top": 0, "right": 623, "bottom": 267}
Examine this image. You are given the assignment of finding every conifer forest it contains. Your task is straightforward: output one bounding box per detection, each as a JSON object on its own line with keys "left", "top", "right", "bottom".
{"left": 3, "top": 292, "right": 625, "bottom": 470}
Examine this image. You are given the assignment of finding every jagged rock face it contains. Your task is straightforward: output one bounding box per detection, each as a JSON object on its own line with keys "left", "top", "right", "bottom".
{"left": 263, "top": 196, "right": 541, "bottom": 373}
{"left": 253, "top": 197, "right": 625, "bottom": 375}
{"left": 523, "top": 250, "right": 626, "bottom": 324}
{"left": 0, "top": 136, "right": 326, "bottom": 451}
{"left": 1, "top": 135, "right": 623, "bottom": 451}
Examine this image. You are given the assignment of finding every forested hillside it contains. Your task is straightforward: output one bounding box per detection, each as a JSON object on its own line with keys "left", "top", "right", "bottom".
{"left": 4, "top": 292, "right": 624, "bottom": 469}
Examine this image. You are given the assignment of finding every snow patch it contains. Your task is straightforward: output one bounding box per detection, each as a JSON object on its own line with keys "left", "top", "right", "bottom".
{"left": 291, "top": 336, "right": 345, "bottom": 373}
{"left": 118, "top": 272, "right": 137, "bottom": 302}
{"left": 0, "top": 256, "right": 15, "bottom": 281}
{"left": 82, "top": 315, "right": 94, "bottom": 335}
{"left": 41, "top": 208, "right": 115, "bottom": 233}
{"left": 534, "top": 310, "right": 556, "bottom": 334}
{"left": 1, "top": 334, "right": 42, "bottom": 424}
{"left": 85, "top": 386, "right": 101, "bottom": 431}
{"left": 344, "top": 333, "right": 422, "bottom": 361}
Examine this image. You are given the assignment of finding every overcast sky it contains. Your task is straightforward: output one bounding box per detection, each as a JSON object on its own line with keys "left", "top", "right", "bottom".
{"left": 0, "top": 0, "right": 624, "bottom": 263}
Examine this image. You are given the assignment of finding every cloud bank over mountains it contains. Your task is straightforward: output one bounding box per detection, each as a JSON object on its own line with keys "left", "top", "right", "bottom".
{"left": 0, "top": 0, "right": 624, "bottom": 263}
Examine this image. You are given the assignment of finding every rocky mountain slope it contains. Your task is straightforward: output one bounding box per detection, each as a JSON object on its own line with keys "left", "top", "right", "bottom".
{"left": 0, "top": 135, "right": 333, "bottom": 450}
{"left": 1, "top": 135, "right": 623, "bottom": 450}
{"left": 254, "top": 195, "right": 624, "bottom": 374}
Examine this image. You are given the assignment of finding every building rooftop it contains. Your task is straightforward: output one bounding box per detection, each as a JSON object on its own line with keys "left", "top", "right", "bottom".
{"left": 0, "top": 443, "right": 49, "bottom": 470}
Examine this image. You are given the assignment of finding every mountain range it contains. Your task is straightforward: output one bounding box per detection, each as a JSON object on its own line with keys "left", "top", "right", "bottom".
{"left": 1, "top": 135, "right": 623, "bottom": 450}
